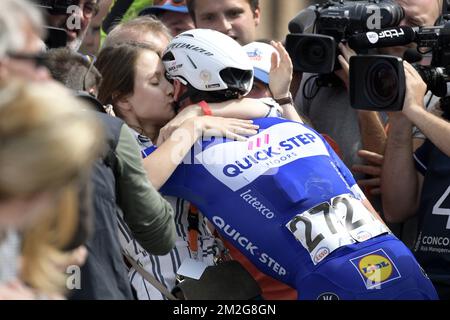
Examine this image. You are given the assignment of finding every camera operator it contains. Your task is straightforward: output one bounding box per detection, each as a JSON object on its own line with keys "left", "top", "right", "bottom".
{"left": 381, "top": 60, "right": 450, "bottom": 299}
{"left": 294, "top": 0, "right": 443, "bottom": 228}
{"left": 42, "top": 0, "right": 99, "bottom": 51}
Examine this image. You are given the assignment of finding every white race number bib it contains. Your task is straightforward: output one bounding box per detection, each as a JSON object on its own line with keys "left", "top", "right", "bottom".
{"left": 286, "top": 194, "right": 390, "bottom": 265}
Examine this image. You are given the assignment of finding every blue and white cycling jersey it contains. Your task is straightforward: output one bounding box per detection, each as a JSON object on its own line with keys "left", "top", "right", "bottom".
{"left": 144, "top": 117, "right": 437, "bottom": 300}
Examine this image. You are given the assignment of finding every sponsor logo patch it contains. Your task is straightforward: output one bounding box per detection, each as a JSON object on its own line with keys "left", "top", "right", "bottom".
{"left": 317, "top": 292, "right": 340, "bottom": 300}
{"left": 350, "top": 249, "right": 401, "bottom": 289}
{"left": 314, "top": 247, "right": 330, "bottom": 264}
{"left": 196, "top": 122, "right": 330, "bottom": 191}
{"left": 247, "top": 48, "right": 263, "bottom": 61}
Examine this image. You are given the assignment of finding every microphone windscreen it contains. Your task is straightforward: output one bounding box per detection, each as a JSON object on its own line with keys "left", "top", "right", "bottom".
{"left": 288, "top": 7, "right": 316, "bottom": 34}
{"left": 348, "top": 26, "right": 416, "bottom": 50}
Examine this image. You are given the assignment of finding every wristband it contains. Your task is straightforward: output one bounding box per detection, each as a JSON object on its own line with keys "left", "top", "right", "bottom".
{"left": 198, "top": 100, "right": 212, "bottom": 116}
{"left": 274, "top": 93, "right": 294, "bottom": 106}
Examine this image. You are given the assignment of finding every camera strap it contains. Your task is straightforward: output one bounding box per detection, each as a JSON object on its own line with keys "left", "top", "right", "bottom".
{"left": 187, "top": 204, "right": 200, "bottom": 259}
{"left": 123, "top": 253, "right": 179, "bottom": 300}
{"left": 187, "top": 204, "right": 230, "bottom": 262}
{"left": 122, "top": 205, "right": 214, "bottom": 300}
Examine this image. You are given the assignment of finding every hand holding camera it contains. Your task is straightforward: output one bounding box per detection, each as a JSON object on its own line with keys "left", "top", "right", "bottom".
{"left": 349, "top": 22, "right": 450, "bottom": 111}
{"left": 286, "top": 0, "right": 404, "bottom": 74}
{"left": 402, "top": 60, "right": 428, "bottom": 117}
{"left": 286, "top": 0, "right": 450, "bottom": 112}
{"left": 335, "top": 42, "right": 356, "bottom": 90}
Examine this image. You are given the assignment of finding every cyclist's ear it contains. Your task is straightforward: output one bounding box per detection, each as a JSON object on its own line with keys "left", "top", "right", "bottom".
{"left": 173, "top": 79, "right": 185, "bottom": 102}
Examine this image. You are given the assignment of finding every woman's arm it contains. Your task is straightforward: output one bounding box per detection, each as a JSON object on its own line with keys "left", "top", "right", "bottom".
{"left": 145, "top": 116, "right": 258, "bottom": 189}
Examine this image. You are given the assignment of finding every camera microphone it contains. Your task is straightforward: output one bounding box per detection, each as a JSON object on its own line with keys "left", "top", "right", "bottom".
{"left": 348, "top": 26, "right": 416, "bottom": 50}
{"left": 288, "top": 6, "right": 316, "bottom": 34}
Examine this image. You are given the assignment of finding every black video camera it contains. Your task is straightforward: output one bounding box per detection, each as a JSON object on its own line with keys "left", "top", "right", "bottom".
{"left": 350, "top": 22, "right": 450, "bottom": 111}
{"left": 32, "top": 0, "right": 75, "bottom": 15}
{"left": 285, "top": 0, "right": 404, "bottom": 74}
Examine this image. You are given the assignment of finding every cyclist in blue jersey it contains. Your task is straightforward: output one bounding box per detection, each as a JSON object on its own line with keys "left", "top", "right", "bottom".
{"left": 152, "top": 28, "right": 438, "bottom": 300}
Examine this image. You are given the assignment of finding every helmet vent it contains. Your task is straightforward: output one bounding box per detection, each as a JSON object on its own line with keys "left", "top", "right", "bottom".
{"left": 162, "top": 51, "right": 175, "bottom": 62}
{"left": 219, "top": 68, "right": 253, "bottom": 93}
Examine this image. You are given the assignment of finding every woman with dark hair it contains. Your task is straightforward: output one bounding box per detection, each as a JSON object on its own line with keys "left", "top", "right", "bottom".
{"left": 96, "top": 42, "right": 260, "bottom": 299}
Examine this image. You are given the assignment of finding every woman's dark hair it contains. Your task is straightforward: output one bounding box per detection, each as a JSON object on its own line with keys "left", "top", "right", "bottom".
{"left": 95, "top": 42, "right": 158, "bottom": 113}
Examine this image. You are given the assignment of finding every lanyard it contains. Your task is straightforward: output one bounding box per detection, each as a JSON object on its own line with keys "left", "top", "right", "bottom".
{"left": 187, "top": 204, "right": 200, "bottom": 259}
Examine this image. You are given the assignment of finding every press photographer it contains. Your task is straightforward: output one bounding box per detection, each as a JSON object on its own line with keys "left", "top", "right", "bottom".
{"left": 290, "top": 0, "right": 444, "bottom": 240}
{"left": 32, "top": 0, "right": 98, "bottom": 50}
{"left": 381, "top": 48, "right": 450, "bottom": 301}
{"left": 349, "top": 21, "right": 450, "bottom": 111}
{"left": 286, "top": 0, "right": 404, "bottom": 74}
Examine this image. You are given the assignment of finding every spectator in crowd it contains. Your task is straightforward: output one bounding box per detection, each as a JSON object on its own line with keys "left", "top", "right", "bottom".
{"left": 382, "top": 61, "right": 450, "bottom": 300}
{"left": 0, "top": 0, "right": 49, "bottom": 81}
{"left": 139, "top": 0, "right": 195, "bottom": 37}
{"left": 80, "top": 0, "right": 113, "bottom": 55}
{"left": 101, "top": 0, "right": 149, "bottom": 35}
{"left": 43, "top": 47, "right": 177, "bottom": 299}
{"left": 244, "top": 40, "right": 304, "bottom": 123}
{"left": 0, "top": 81, "right": 103, "bottom": 299}
{"left": 0, "top": 0, "right": 87, "bottom": 300}
{"left": 44, "top": 0, "right": 99, "bottom": 51}
{"left": 186, "top": 0, "right": 260, "bottom": 45}
{"left": 102, "top": 16, "right": 172, "bottom": 53}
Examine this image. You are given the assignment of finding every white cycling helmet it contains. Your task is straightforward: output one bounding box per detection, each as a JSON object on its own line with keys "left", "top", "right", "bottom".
{"left": 162, "top": 28, "right": 254, "bottom": 99}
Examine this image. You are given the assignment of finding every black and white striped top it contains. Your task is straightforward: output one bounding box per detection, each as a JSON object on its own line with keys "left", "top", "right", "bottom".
{"left": 117, "top": 128, "right": 218, "bottom": 300}
{"left": 0, "top": 229, "right": 20, "bottom": 284}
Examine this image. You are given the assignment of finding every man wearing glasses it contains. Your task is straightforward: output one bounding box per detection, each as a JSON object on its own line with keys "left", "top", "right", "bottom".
{"left": 0, "top": 0, "right": 50, "bottom": 82}
{"left": 44, "top": 0, "right": 99, "bottom": 51}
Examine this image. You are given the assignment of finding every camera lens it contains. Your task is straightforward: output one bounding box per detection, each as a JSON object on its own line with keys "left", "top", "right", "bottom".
{"left": 286, "top": 34, "right": 335, "bottom": 73}
{"left": 366, "top": 61, "right": 398, "bottom": 105}
{"left": 298, "top": 38, "right": 328, "bottom": 68}
{"left": 378, "top": 4, "right": 405, "bottom": 28}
